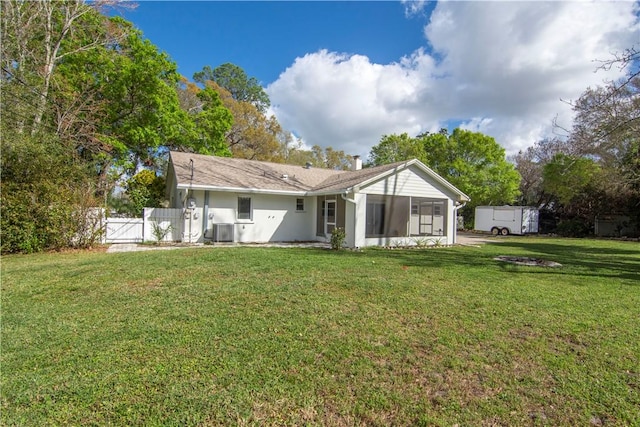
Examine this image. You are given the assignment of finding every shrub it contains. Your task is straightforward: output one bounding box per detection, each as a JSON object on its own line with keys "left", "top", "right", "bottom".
{"left": 151, "top": 222, "right": 174, "bottom": 244}
{"left": 125, "top": 170, "right": 166, "bottom": 216}
{"left": 330, "top": 227, "right": 346, "bottom": 250}
{"left": 556, "top": 219, "right": 591, "bottom": 237}
{"left": 1, "top": 132, "right": 103, "bottom": 253}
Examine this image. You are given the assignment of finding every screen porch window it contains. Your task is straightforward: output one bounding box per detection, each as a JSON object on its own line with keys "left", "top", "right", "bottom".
{"left": 366, "top": 200, "right": 386, "bottom": 236}
{"left": 410, "top": 198, "right": 445, "bottom": 236}
{"left": 237, "top": 197, "right": 251, "bottom": 220}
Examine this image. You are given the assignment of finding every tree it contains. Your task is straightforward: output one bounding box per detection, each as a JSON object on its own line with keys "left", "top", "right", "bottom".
{"left": 421, "top": 129, "right": 521, "bottom": 224}
{"left": 173, "top": 79, "right": 233, "bottom": 157}
{"left": 188, "top": 86, "right": 234, "bottom": 156}
{"left": 1, "top": 0, "right": 111, "bottom": 135}
{"left": 0, "top": 129, "right": 102, "bottom": 253}
{"left": 546, "top": 45, "right": 640, "bottom": 230}
{"left": 1, "top": 4, "right": 223, "bottom": 183}
{"left": 369, "top": 129, "right": 521, "bottom": 226}
{"left": 542, "top": 154, "right": 600, "bottom": 206}
{"left": 124, "top": 169, "right": 166, "bottom": 215}
{"left": 279, "top": 135, "right": 315, "bottom": 165}
{"left": 53, "top": 17, "right": 232, "bottom": 176}
{"left": 97, "top": 20, "right": 195, "bottom": 170}
{"left": 368, "top": 133, "right": 426, "bottom": 166}
{"left": 310, "top": 145, "right": 353, "bottom": 170}
{"left": 323, "top": 146, "right": 353, "bottom": 170}
{"left": 207, "top": 81, "right": 282, "bottom": 162}
{"left": 1, "top": 2, "right": 236, "bottom": 251}
{"left": 194, "top": 63, "right": 270, "bottom": 112}
{"left": 511, "top": 138, "right": 567, "bottom": 207}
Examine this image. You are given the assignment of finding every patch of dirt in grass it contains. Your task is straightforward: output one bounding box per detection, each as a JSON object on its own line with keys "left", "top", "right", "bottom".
{"left": 494, "top": 256, "right": 562, "bottom": 267}
{"left": 508, "top": 326, "right": 541, "bottom": 341}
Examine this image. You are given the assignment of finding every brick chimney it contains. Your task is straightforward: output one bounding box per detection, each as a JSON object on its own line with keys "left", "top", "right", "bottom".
{"left": 352, "top": 155, "right": 362, "bottom": 171}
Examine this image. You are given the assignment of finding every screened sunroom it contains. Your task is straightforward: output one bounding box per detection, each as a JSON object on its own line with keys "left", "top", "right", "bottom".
{"left": 365, "top": 195, "right": 447, "bottom": 238}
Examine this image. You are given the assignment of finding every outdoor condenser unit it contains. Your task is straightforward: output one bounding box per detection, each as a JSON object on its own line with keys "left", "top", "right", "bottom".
{"left": 212, "top": 223, "right": 234, "bottom": 242}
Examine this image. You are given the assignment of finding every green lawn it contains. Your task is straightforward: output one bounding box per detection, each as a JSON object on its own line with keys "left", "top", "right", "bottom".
{"left": 2, "top": 238, "right": 639, "bottom": 426}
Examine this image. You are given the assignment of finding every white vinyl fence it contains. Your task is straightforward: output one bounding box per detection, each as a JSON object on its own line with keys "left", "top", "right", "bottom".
{"left": 104, "top": 217, "right": 144, "bottom": 243}
{"left": 103, "top": 208, "right": 183, "bottom": 244}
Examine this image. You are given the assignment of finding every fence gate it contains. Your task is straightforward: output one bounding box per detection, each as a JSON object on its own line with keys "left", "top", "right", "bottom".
{"left": 104, "top": 218, "right": 144, "bottom": 243}
{"left": 103, "top": 208, "right": 184, "bottom": 244}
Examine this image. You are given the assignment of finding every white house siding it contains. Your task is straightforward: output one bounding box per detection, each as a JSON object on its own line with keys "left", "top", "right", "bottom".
{"left": 361, "top": 166, "right": 452, "bottom": 199}
{"left": 197, "top": 191, "right": 316, "bottom": 243}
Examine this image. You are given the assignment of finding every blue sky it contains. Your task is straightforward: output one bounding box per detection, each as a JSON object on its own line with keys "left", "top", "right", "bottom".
{"left": 124, "top": 1, "right": 432, "bottom": 84}
{"left": 122, "top": 1, "right": 640, "bottom": 158}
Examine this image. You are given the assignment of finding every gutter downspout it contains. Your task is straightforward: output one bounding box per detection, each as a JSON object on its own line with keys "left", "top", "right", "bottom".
{"left": 452, "top": 201, "right": 467, "bottom": 245}
{"left": 341, "top": 190, "right": 356, "bottom": 204}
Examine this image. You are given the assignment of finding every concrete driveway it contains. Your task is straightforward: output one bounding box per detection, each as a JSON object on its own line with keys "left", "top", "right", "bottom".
{"left": 456, "top": 232, "right": 501, "bottom": 245}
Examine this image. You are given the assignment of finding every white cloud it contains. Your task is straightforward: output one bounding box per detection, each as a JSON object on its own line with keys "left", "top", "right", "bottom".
{"left": 268, "top": 1, "right": 639, "bottom": 158}
{"left": 401, "top": 0, "right": 429, "bottom": 17}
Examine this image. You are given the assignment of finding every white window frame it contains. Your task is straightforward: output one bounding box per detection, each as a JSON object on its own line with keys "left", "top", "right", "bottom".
{"left": 296, "top": 198, "right": 304, "bottom": 212}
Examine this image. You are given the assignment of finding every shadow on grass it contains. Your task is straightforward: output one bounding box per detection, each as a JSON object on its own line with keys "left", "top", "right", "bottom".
{"left": 492, "top": 240, "right": 640, "bottom": 282}
{"left": 304, "top": 239, "right": 640, "bottom": 285}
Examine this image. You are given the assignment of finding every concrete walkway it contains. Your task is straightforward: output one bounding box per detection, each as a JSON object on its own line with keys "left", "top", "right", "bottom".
{"left": 106, "top": 242, "right": 330, "bottom": 253}
{"left": 106, "top": 234, "right": 500, "bottom": 253}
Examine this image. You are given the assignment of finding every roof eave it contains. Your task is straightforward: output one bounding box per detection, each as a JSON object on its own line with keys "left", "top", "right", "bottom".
{"left": 176, "top": 183, "right": 309, "bottom": 196}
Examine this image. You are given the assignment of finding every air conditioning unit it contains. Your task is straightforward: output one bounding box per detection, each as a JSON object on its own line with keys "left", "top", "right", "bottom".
{"left": 213, "top": 223, "right": 234, "bottom": 242}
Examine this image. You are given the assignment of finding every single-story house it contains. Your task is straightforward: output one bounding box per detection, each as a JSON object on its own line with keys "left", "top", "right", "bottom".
{"left": 165, "top": 151, "right": 470, "bottom": 247}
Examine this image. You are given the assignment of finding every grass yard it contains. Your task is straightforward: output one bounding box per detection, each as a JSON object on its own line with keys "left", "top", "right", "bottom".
{"left": 2, "top": 237, "right": 639, "bottom": 426}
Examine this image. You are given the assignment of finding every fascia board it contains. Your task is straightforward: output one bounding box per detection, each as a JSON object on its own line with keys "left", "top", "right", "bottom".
{"left": 176, "top": 183, "right": 308, "bottom": 196}
{"left": 307, "top": 189, "right": 352, "bottom": 196}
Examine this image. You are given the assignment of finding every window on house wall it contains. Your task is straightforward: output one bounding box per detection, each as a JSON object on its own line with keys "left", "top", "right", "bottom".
{"left": 296, "top": 198, "right": 304, "bottom": 212}
{"left": 238, "top": 196, "right": 251, "bottom": 220}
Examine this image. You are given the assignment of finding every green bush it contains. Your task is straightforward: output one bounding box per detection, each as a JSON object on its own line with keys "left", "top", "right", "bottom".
{"left": 555, "top": 219, "right": 591, "bottom": 237}
{"left": 330, "top": 227, "right": 346, "bottom": 250}
{"left": 1, "top": 132, "right": 103, "bottom": 253}
{"left": 125, "top": 169, "right": 166, "bottom": 216}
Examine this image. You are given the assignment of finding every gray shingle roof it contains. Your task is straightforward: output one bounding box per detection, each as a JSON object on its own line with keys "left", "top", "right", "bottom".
{"left": 169, "top": 151, "right": 469, "bottom": 201}
{"left": 311, "top": 161, "right": 412, "bottom": 193}
{"left": 169, "top": 151, "right": 405, "bottom": 194}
